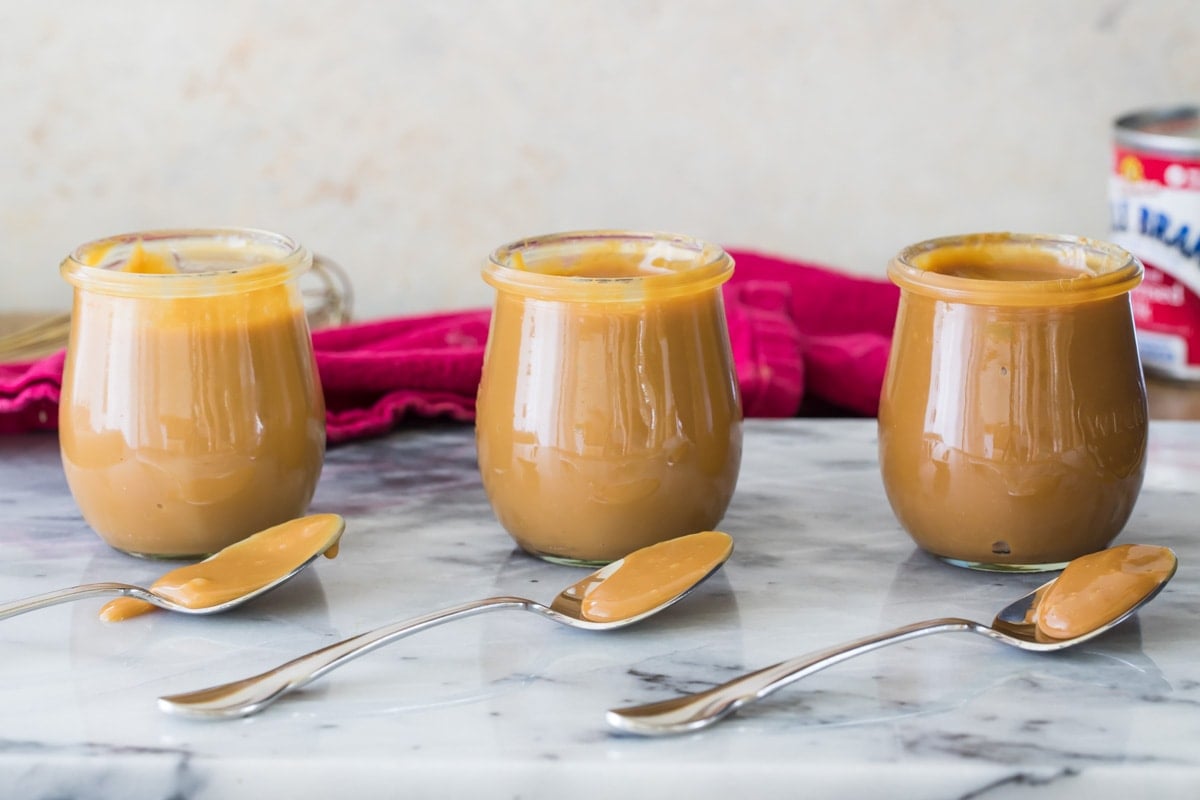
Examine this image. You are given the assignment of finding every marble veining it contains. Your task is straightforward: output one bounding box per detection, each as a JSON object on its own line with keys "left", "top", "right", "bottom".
{"left": 0, "top": 419, "right": 1198, "bottom": 799}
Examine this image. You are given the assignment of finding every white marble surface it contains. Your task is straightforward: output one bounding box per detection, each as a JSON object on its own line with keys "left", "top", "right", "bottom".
{"left": 0, "top": 419, "right": 1197, "bottom": 799}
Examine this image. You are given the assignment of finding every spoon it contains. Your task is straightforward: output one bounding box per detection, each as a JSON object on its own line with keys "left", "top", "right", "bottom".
{"left": 607, "top": 543, "right": 1177, "bottom": 736}
{"left": 0, "top": 514, "right": 345, "bottom": 622}
{"left": 158, "top": 530, "right": 734, "bottom": 720}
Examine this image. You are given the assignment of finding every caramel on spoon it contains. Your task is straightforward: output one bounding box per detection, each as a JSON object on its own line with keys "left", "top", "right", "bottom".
{"left": 608, "top": 543, "right": 1176, "bottom": 736}
{"left": 159, "top": 530, "right": 733, "bottom": 720}
{"left": 0, "top": 514, "right": 344, "bottom": 622}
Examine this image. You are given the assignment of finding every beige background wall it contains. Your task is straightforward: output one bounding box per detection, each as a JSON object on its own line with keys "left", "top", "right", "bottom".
{"left": 1, "top": 0, "right": 1198, "bottom": 321}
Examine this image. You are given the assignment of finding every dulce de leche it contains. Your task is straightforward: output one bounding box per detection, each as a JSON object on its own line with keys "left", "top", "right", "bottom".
{"left": 879, "top": 233, "right": 1148, "bottom": 570}
{"left": 59, "top": 230, "right": 326, "bottom": 559}
{"left": 476, "top": 232, "right": 743, "bottom": 565}
{"left": 99, "top": 513, "right": 345, "bottom": 622}
{"left": 1034, "top": 543, "right": 1176, "bottom": 640}
{"left": 576, "top": 530, "right": 733, "bottom": 622}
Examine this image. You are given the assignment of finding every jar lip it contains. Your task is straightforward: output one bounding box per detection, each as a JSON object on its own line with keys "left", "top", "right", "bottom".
{"left": 484, "top": 229, "right": 734, "bottom": 301}
{"left": 61, "top": 228, "right": 312, "bottom": 296}
{"left": 889, "top": 232, "right": 1143, "bottom": 306}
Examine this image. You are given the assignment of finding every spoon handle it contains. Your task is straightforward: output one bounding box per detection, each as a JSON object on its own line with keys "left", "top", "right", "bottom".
{"left": 0, "top": 582, "right": 151, "bottom": 620}
{"left": 157, "top": 596, "right": 534, "bottom": 719}
{"left": 607, "top": 617, "right": 982, "bottom": 735}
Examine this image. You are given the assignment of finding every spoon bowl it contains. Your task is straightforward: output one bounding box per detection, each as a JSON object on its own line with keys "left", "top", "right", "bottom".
{"left": 158, "top": 530, "right": 733, "bottom": 720}
{"left": 607, "top": 544, "right": 1177, "bottom": 736}
{"left": 0, "top": 514, "right": 345, "bottom": 622}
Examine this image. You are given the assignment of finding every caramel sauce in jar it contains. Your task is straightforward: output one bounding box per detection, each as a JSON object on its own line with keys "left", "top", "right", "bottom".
{"left": 879, "top": 233, "right": 1148, "bottom": 571}
{"left": 476, "top": 231, "right": 743, "bottom": 566}
{"left": 59, "top": 230, "right": 326, "bottom": 559}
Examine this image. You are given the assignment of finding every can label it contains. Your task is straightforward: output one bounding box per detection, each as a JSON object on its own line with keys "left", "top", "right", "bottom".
{"left": 1111, "top": 145, "right": 1200, "bottom": 380}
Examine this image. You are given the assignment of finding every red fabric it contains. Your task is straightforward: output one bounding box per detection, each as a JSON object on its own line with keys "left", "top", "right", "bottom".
{"left": 0, "top": 349, "right": 64, "bottom": 436}
{"left": 0, "top": 250, "right": 898, "bottom": 443}
{"left": 728, "top": 250, "right": 899, "bottom": 417}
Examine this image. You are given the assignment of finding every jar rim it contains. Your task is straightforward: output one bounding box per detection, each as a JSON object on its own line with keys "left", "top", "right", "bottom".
{"left": 484, "top": 230, "right": 734, "bottom": 301}
{"left": 889, "top": 232, "right": 1143, "bottom": 306}
{"left": 61, "top": 228, "right": 312, "bottom": 296}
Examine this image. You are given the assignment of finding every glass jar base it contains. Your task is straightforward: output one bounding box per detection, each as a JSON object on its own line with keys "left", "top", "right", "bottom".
{"left": 938, "top": 555, "right": 1068, "bottom": 573}
{"left": 521, "top": 548, "right": 613, "bottom": 569}
{"left": 107, "top": 545, "right": 212, "bottom": 562}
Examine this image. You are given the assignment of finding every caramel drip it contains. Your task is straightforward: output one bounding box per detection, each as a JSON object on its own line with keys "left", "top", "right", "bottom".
{"left": 122, "top": 241, "right": 180, "bottom": 274}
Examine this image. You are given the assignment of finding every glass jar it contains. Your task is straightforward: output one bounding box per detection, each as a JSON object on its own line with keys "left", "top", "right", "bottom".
{"left": 59, "top": 229, "right": 326, "bottom": 558}
{"left": 878, "top": 233, "right": 1147, "bottom": 571}
{"left": 476, "top": 231, "right": 743, "bottom": 566}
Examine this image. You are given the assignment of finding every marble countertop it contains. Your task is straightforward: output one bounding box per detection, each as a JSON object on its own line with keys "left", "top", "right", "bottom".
{"left": 1, "top": 419, "right": 1197, "bottom": 799}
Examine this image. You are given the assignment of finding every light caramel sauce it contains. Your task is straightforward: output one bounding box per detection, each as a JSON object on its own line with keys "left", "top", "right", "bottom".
{"left": 60, "top": 242, "right": 325, "bottom": 557}
{"left": 575, "top": 530, "right": 733, "bottom": 622}
{"left": 99, "top": 513, "right": 345, "bottom": 622}
{"left": 477, "top": 244, "right": 742, "bottom": 563}
{"left": 1034, "top": 543, "right": 1175, "bottom": 640}
{"left": 880, "top": 239, "right": 1147, "bottom": 567}
{"left": 916, "top": 242, "right": 1093, "bottom": 281}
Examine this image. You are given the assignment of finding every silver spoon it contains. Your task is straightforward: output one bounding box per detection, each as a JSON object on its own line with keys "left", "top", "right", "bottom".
{"left": 607, "top": 546, "right": 1177, "bottom": 736}
{"left": 0, "top": 580, "right": 297, "bottom": 620}
{"left": 0, "top": 514, "right": 345, "bottom": 621}
{"left": 158, "top": 531, "right": 734, "bottom": 720}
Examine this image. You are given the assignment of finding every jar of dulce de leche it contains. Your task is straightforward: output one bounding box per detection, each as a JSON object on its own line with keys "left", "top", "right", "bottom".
{"left": 878, "top": 233, "right": 1148, "bottom": 571}
{"left": 476, "top": 231, "right": 743, "bottom": 566}
{"left": 59, "top": 229, "right": 326, "bottom": 559}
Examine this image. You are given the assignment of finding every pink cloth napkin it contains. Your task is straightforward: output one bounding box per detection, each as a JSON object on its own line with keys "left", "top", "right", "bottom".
{"left": 0, "top": 250, "right": 898, "bottom": 443}
{"left": 728, "top": 249, "right": 899, "bottom": 417}
{"left": 0, "top": 349, "right": 65, "bottom": 436}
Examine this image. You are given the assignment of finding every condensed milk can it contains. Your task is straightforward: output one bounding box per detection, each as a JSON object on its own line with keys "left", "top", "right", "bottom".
{"left": 1111, "top": 105, "right": 1200, "bottom": 380}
